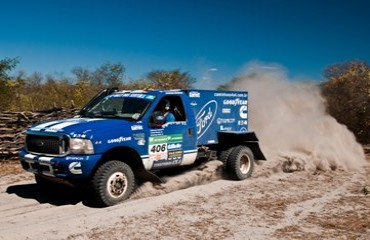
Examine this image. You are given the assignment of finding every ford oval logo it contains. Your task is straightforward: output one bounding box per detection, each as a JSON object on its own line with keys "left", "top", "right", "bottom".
{"left": 195, "top": 100, "right": 217, "bottom": 139}
{"left": 36, "top": 140, "right": 44, "bottom": 147}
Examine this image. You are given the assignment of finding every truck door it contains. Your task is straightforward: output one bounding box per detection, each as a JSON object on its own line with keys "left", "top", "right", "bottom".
{"left": 146, "top": 95, "right": 197, "bottom": 170}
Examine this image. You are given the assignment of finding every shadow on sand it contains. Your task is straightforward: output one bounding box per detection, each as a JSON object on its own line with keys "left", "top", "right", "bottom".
{"left": 6, "top": 183, "right": 99, "bottom": 207}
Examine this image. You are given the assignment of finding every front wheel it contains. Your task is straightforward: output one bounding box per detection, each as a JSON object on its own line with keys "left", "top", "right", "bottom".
{"left": 226, "top": 146, "right": 255, "bottom": 180}
{"left": 92, "top": 161, "right": 135, "bottom": 207}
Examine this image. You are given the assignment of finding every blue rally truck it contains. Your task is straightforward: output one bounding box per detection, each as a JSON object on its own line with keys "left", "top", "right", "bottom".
{"left": 19, "top": 88, "right": 266, "bottom": 206}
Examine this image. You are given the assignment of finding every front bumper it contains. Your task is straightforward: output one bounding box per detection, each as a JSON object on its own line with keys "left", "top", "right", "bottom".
{"left": 19, "top": 148, "right": 102, "bottom": 179}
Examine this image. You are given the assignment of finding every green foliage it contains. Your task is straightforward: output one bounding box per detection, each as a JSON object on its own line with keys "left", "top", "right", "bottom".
{"left": 0, "top": 57, "right": 19, "bottom": 80}
{"left": 95, "top": 62, "right": 125, "bottom": 87}
{"left": 0, "top": 57, "right": 20, "bottom": 111}
{"left": 322, "top": 60, "right": 370, "bottom": 144}
{"left": 124, "top": 79, "right": 152, "bottom": 90}
{"left": 146, "top": 69, "right": 195, "bottom": 89}
{"left": 72, "top": 62, "right": 125, "bottom": 87}
{"left": 0, "top": 58, "right": 197, "bottom": 112}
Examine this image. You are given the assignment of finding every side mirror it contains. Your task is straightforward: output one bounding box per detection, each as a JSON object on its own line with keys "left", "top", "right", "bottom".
{"left": 151, "top": 111, "right": 165, "bottom": 127}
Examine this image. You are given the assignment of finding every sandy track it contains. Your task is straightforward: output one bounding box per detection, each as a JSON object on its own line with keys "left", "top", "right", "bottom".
{"left": 1, "top": 157, "right": 369, "bottom": 240}
{"left": 2, "top": 62, "right": 369, "bottom": 240}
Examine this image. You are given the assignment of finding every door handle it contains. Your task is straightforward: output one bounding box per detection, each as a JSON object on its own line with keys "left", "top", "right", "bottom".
{"left": 188, "top": 128, "right": 193, "bottom": 136}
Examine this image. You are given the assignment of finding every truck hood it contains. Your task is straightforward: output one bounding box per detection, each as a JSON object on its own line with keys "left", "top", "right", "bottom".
{"left": 28, "top": 117, "right": 141, "bottom": 139}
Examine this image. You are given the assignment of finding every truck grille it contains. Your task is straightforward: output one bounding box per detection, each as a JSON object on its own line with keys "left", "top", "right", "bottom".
{"left": 26, "top": 134, "right": 68, "bottom": 155}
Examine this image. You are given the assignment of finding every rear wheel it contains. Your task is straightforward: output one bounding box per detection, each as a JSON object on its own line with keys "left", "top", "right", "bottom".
{"left": 92, "top": 161, "right": 135, "bottom": 207}
{"left": 218, "top": 147, "right": 233, "bottom": 165}
{"left": 226, "top": 146, "right": 255, "bottom": 180}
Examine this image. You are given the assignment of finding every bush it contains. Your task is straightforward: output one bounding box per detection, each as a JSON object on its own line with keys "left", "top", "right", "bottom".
{"left": 322, "top": 60, "right": 370, "bottom": 144}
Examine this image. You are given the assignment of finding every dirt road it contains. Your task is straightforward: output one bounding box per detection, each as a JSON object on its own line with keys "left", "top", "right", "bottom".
{"left": 1, "top": 153, "right": 369, "bottom": 240}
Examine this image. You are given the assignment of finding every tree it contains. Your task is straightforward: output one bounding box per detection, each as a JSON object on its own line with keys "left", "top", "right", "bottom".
{"left": 0, "top": 57, "right": 19, "bottom": 80}
{"left": 72, "top": 67, "right": 92, "bottom": 84}
{"left": 0, "top": 57, "right": 20, "bottom": 111}
{"left": 72, "top": 62, "right": 125, "bottom": 87}
{"left": 26, "top": 72, "right": 43, "bottom": 87}
{"left": 146, "top": 69, "right": 195, "bottom": 89}
{"left": 322, "top": 60, "right": 370, "bottom": 144}
{"left": 93, "top": 62, "right": 125, "bottom": 87}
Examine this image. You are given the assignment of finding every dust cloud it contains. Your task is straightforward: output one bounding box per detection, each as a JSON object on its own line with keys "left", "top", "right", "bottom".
{"left": 130, "top": 160, "right": 223, "bottom": 200}
{"left": 229, "top": 62, "right": 367, "bottom": 173}
{"left": 132, "top": 62, "right": 367, "bottom": 200}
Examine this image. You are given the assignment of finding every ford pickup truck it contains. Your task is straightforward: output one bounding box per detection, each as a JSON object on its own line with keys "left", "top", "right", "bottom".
{"left": 19, "top": 88, "right": 266, "bottom": 206}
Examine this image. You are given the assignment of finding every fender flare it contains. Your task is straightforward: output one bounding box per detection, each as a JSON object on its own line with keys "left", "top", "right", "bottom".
{"left": 217, "top": 131, "right": 266, "bottom": 160}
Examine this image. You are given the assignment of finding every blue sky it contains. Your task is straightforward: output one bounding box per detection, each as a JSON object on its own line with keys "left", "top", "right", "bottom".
{"left": 1, "top": 0, "right": 369, "bottom": 87}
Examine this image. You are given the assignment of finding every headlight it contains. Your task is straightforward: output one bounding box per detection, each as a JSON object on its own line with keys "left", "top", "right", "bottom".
{"left": 70, "top": 139, "right": 94, "bottom": 154}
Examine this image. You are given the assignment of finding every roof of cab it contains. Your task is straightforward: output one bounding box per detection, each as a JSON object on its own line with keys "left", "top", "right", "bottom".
{"left": 114, "top": 89, "right": 185, "bottom": 96}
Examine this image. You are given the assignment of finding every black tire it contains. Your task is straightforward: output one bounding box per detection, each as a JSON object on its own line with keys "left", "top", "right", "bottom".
{"left": 218, "top": 147, "right": 233, "bottom": 166}
{"left": 92, "top": 161, "right": 135, "bottom": 207}
{"left": 226, "top": 146, "right": 255, "bottom": 180}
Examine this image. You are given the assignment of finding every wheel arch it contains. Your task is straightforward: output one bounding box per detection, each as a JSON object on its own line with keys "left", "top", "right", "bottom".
{"left": 217, "top": 131, "right": 267, "bottom": 160}
{"left": 102, "top": 146, "right": 143, "bottom": 168}
{"left": 92, "top": 146, "right": 163, "bottom": 183}
{"left": 90, "top": 146, "right": 143, "bottom": 178}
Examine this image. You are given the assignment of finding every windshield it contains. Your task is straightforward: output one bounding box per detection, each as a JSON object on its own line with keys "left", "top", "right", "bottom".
{"left": 82, "top": 95, "right": 153, "bottom": 120}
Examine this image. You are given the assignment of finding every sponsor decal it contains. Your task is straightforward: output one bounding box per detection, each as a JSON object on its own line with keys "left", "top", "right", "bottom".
{"left": 239, "top": 105, "right": 248, "bottom": 119}
{"left": 133, "top": 133, "right": 146, "bottom": 146}
{"left": 66, "top": 156, "right": 85, "bottom": 161}
{"left": 217, "top": 118, "right": 235, "bottom": 124}
{"left": 149, "top": 153, "right": 167, "bottom": 161}
{"left": 189, "top": 91, "right": 201, "bottom": 98}
{"left": 167, "top": 150, "right": 183, "bottom": 161}
{"left": 240, "top": 127, "right": 248, "bottom": 132}
{"left": 39, "top": 156, "right": 52, "bottom": 164}
{"left": 69, "top": 162, "right": 82, "bottom": 174}
{"left": 145, "top": 95, "right": 156, "bottom": 100}
{"left": 118, "top": 93, "right": 156, "bottom": 100}
{"left": 148, "top": 134, "right": 183, "bottom": 166}
{"left": 165, "top": 91, "right": 183, "bottom": 95}
{"left": 133, "top": 133, "right": 145, "bottom": 140}
{"left": 165, "top": 121, "right": 187, "bottom": 126}
{"left": 137, "top": 139, "right": 146, "bottom": 145}
{"left": 220, "top": 125, "right": 233, "bottom": 131}
{"left": 222, "top": 108, "right": 231, "bottom": 114}
{"left": 129, "top": 93, "right": 146, "bottom": 98}
{"left": 71, "top": 133, "right": 87, "bottom": 138}
{"left": 195, "top": 100, "right": 217, "bottom": 139}
{"left": 223, "top": 98, "right": 248, "bottom": 106}
{"left": 238, "top": 120, "right": 248, "bottom": 126}
{"left": 107, "top": 136, "right": 132, "bottom": 144}
{"left": 150, "top": 129, "right": 164, "bottom": 136}
{"left": 131, "top": 125, "right": 144, "bottom": 131}
{"left": 214, "top": 92, "right": 248, "bottom": 97}
{"left": 190, "top": 101, "right": 198, "bottom": 106}
{"left": 167, "top": 143, "right": 182, "bottom": 150}
{"left": 207, "top": 140, "right": 216, "bottom": 144}
{"left": 152, "top": 159, "right": 181, "bottom": 167}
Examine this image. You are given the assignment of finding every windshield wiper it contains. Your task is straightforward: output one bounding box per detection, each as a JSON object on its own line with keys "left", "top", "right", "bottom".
{"left": 94, "top": 113, "right": 119, "bottom": 118}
